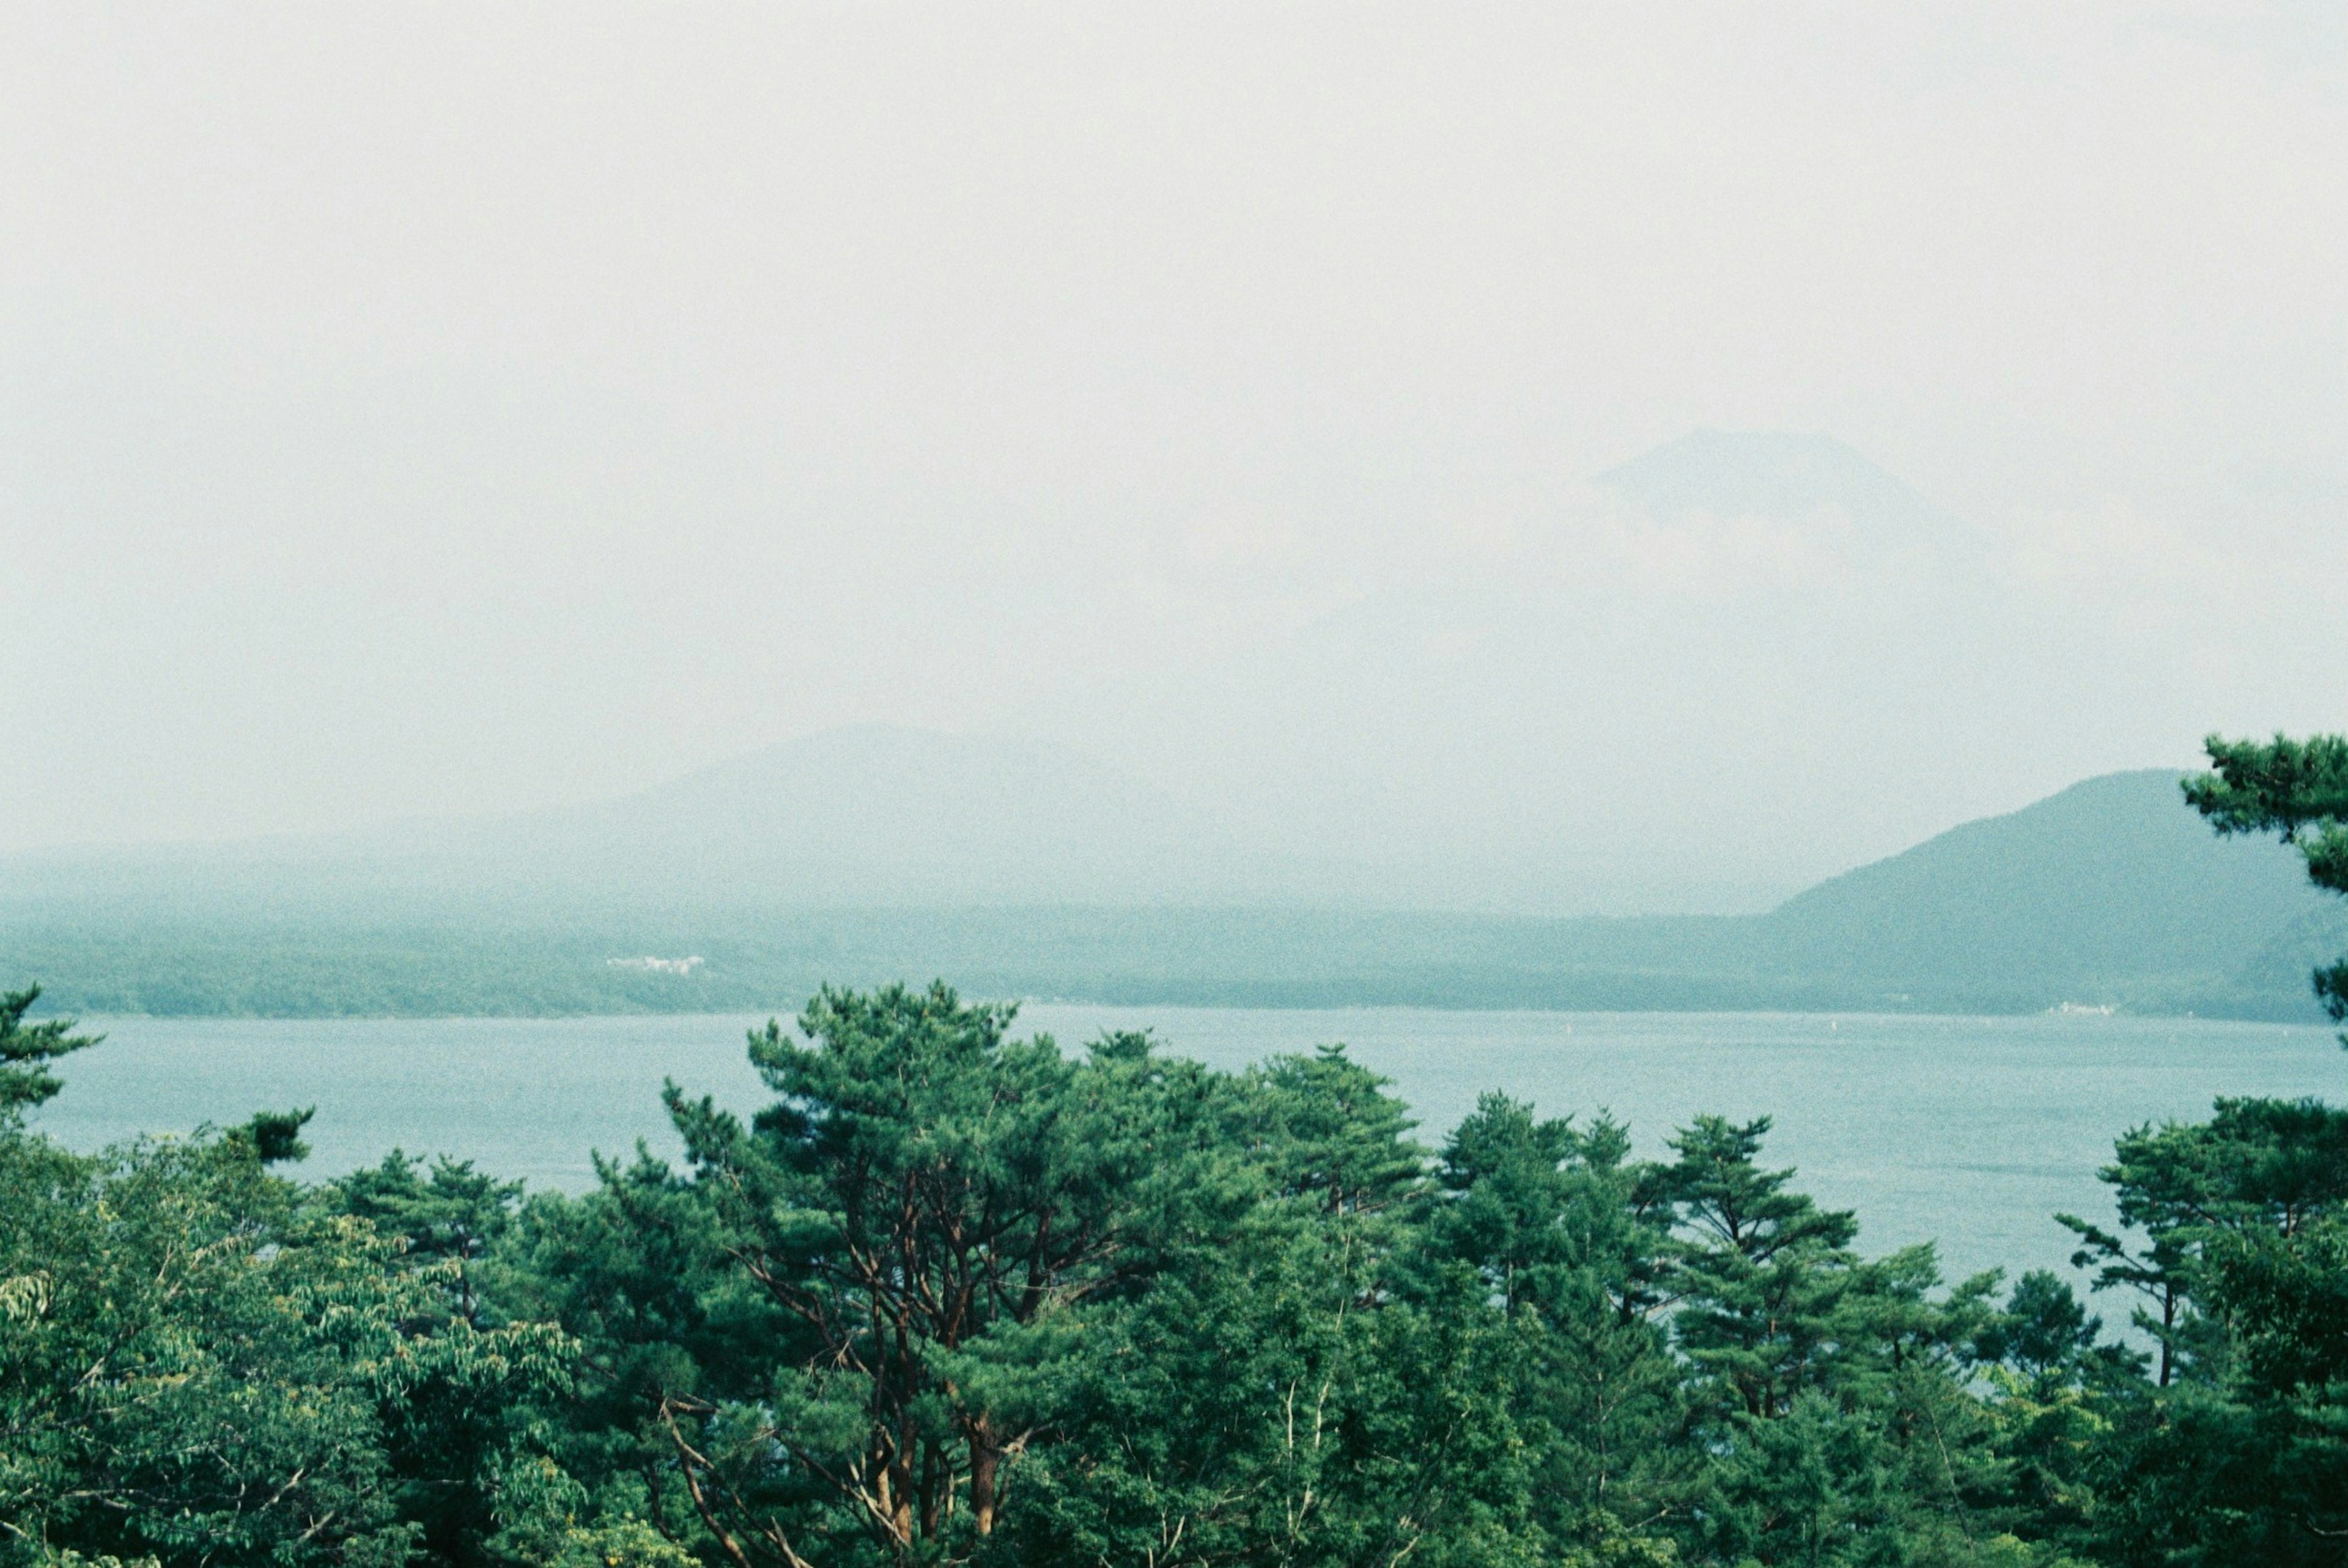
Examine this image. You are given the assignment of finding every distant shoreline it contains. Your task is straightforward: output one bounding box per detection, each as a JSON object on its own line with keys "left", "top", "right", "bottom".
{"left": 9, "top": 770, "right": 2336, "bottom": 1026}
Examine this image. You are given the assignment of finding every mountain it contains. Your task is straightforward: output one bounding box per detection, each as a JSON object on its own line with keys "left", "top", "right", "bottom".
{"left": 1742, "top": 770, "right": 2339, "bottom": 1012}
{"left": 0, "top": 726, "right": 1293, "bottom": 918}
{"left": 1022, "top": 428, "right": 2127, "bottom": 911}
{"left": 1592, "top": 429, "right": 1980, "bottom": 557}
{"left": 407, "top": 724, "right": 1272, "bottom": 907}
{"left": 13, "top": 429, "right": 2202, "bottom": 922}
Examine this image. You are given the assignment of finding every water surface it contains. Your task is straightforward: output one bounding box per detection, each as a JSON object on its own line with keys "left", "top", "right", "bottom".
{"left": 37, "top": 1007, "right": 2342, "bottom": 1286}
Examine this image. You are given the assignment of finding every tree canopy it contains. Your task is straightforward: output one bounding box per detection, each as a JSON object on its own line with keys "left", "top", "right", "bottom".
{"left": 2188, "top": 732, "right": 2348, "bottom": 1025}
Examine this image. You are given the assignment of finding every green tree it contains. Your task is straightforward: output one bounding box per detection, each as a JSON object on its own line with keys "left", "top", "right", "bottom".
{"left": 2185, "top": 732, "right": 2348, "bottom": 1031}
{"left": 2054, "top": 1100, "right": 2348, "bottom": 1564}
{"left": 1653, "top": 1118, "right": 2029, "bottom": 1565}
{"left": 0, "top": 1124, "right": 571, "bottom": 1567}
{"left": 1417, "top": 1095, "right": 1682, "bottom": 1556}
{"left": 995, "top": 1041, "right": 1556, "bottom": 1568}
{"left": 493, "top": 1147, "right": 773, "bottom": 1563}
{"left": 0, "top": 987, "right": 97, "bottom": 1119}
{"left": 1654, "top": 1115, "right": 1873, "bottom": 1422}
{"left": 336, "top": 1150, "right": 525, "bottom": 1323}
{"left": 1, "top": 1017, "right": 575, "bottom": 1568}
{"left": 1977, "top": 1271, "right": 2108, "bottom": 1396}
{"left": 640, "top": 984, "right": 1236, "bottom": 1565}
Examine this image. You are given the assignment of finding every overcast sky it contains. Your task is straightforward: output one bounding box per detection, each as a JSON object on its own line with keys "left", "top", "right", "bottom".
{"left": 2, "top": 3, "right": 2342, "bottom": 872}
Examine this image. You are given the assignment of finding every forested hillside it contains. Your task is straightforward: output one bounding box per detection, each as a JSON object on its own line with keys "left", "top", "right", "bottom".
{"left": 1743, "top": 769, "right": 2339, "bottom": 1014}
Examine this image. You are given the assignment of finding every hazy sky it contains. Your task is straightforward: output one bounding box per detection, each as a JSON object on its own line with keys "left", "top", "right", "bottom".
{"left": 4, "top": 4, "right": 2342, "bottom": 874}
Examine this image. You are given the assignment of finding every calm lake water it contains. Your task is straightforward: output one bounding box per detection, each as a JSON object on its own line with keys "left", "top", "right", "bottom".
{"left": 34, "top": 1007, "right": 2344, "bottom": 1288}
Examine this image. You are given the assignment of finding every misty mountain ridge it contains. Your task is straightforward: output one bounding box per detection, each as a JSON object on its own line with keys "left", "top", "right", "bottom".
{"left": 2, "top": 727, "right": 1274, "bottom": 916}
{"left": 0, "top": 723, "right": 1804, "bottom": 919}
{"left": 1591, "top": 429, "right": 1982, "bottom": 558}
{"left": 10, "top": 429, "right": 2167, "bottom": 917}
{"left": 425, "top": 724, "right": 1243, "bottom": 899}
{"left": 1028, "top": 427, "right": 2091, "bottom": 904}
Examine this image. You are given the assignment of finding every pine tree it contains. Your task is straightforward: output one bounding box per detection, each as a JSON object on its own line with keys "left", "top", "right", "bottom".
{"left": 0, "top": 986, "right": 98, "bottom": 1119}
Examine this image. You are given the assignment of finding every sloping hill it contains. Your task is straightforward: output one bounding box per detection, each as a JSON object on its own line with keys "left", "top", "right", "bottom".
{"left": 1743, "top": 770, "right": 2337, "bottom": 1013}
{"left": 417, "top": 724, "right": 1271, "bottom": 907}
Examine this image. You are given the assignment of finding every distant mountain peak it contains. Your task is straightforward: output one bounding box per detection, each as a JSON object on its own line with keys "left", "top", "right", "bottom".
{"left": 1594, "top": 430, "right": 1973, "bottom": 550}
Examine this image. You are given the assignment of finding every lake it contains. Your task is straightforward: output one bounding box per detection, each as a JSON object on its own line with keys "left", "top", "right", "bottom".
{"left": 32, "top": 1006, "right": 2344, "bottom": 1289}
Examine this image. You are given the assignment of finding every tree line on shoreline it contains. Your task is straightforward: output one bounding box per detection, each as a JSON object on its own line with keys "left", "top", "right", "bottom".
{"left": 7, "top": 770, "right": 2333, "bottom": 1026}
{"left": 5, "top": 736, "right": 2348, "bottom": 1567}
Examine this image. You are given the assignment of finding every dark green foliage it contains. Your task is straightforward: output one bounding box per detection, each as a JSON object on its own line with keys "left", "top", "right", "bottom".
{"left": 1979, "top": 1270, "right": 2105, "bottom": 1389}
{"left": 2189, "top": 732, "right": 2348, "bottom": 1025}
{"left": 2186, "top": 734, "right": 2348, "bottom": 882}
{"left": 2014, "top": 1093, "right": 2348, "bottom": 1563}
{"left": 1418, "top": 1095, "right": 1683, "bottom": 1551}
{"left": 0, "top": 976, "right": 2195, "bottom": 1564}
{"left": 238, "top": 1104, "right": 317, "bottom": 1164}
{"left": 0, "top": 986, "right": 98, "bottom": 1117}
{"left": 335, "top": 1150, "right": 525, "bottom": 1323}
{"left": 0, "top": 1113, "right": 572, "bottom": 1568}
{"left": 642, "top": 981, "right": 1200, "bottom": 1559}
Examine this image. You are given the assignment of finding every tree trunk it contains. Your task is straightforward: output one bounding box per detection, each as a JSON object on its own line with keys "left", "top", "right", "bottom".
{"left": 968, "top": 1415, "right": 1003, "bottom": 1536}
